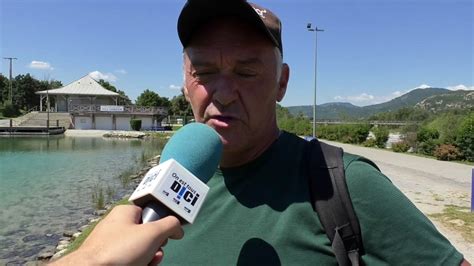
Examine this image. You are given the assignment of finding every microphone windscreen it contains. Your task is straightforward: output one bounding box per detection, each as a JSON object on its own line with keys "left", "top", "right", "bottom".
{"left": 160, "top": 123, "right": 222, "bottom": 183}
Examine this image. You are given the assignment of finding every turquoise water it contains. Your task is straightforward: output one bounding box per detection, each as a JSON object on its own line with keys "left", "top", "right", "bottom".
{"left": 0, "top": 135, "right": 166, "bottom": 264}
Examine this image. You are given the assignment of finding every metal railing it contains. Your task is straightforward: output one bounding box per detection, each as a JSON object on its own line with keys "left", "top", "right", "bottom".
{"left": 313, "top": 120, "right": 420, "bottom": 126}
{"left": 69, "top": 104, "right": 167, "bottom": 115}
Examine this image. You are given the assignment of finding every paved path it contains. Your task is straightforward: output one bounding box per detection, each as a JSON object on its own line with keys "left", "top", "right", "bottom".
{"left": 322, "top": 140, "right": 473, "bottom": 262}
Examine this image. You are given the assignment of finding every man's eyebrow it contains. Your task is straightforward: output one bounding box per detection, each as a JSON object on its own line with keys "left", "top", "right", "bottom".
{"left": 189, "top": 60, "right": 215, "bottom": 68}
{"left": 188, "top": 57, "right": 264, "bottom": 68}
{"left": 235, "top": 58, "right": 264, "bottom": 65}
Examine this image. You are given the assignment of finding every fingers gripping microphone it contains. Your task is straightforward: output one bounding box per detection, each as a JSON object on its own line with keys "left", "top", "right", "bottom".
{"left": 129, "top": 123, "right": 222, "bottom": 224}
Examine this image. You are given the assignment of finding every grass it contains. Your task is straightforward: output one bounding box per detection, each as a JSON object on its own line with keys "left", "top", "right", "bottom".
{"left": 91, "top": 185, "right": 105, "bottom": 210}
{"left": 429, "top": 205, "right": 474, "bottom": 243}
{"left": 62, "top": 198, "right": 131, "bottom": 256}
{"left": 117, "top": 168, "right": 136, "bottom": 188}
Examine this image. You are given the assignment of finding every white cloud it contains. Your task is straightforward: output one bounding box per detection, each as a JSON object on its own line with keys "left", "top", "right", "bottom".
{"left": 413, "top": 84, "right": 432, "bottom": 90}
{"left": 88, "top": 71, "right": 117, "bottom": 82}
{"left": 115, "top": 69, "right": 127, "bottom": 74}
{"left": 391, "top": 91, "right": 403, "bottom": 97}
{"left": 446, "top": 84, "right": 474, "bottom": 91}
{"left": 334, "top": 93, "right": 377, "bottom": 105}
{"left": 169, "top": 84, "right": 181, "bottom": 90}
{"left": 29, "top": 61, "right": 53, "bottom": 70}
{"left": 334, "top": 91, "right": 405, "bottom": 106}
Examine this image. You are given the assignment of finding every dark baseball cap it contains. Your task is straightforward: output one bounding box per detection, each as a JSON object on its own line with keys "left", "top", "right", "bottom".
{"left": 177, "top": 0, "right": 283, "bottom": 56}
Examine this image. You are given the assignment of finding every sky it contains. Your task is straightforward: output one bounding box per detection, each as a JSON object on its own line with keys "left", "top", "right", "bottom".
{"left": 1, "top": 0, "right": 472, "bottom": 107}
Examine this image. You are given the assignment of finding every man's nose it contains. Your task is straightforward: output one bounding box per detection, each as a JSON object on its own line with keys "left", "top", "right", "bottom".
{"left": 212, "top": 75, "right": 238, "bottom": 106}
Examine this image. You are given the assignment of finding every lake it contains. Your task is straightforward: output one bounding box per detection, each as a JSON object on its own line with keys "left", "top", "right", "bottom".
{"left": 0, "top": 135, "right": 166, "bottom": 264}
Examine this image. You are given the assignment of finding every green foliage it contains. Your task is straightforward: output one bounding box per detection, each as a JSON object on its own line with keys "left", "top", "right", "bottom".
{"left": 0, "top": 74, "right": 8, "bottom": 103}
{"left": 418, "top": 139, "right": 440, "bottom": 155}
{"left": 136, "top": 89, "right": 169, "bottom": 107}
{"left": 391, "top": 141, "right": 410, "bottom": 153}
{"left": 12, "top": 74, "right": 41, "bottom": 110}
{"left": 425, "top": 111, "right": 465, "bottom": 144}
{"left": 1, "top": 102, "right": 21, "bottom": 117}
{"left": 363, "top": 138, "right": 376, "bottom": 147}
{"left": 433, "top": 144, "right": 461, "bottom": 161}
{"left": 457, "top": 112, "right": 474, "bottom": 161}
{"left": 277, "top": 104, "right": 312, "bottom": 136}
{"left": 0, "top": 73, "right": 64, "bottom": 111}
{"left": 417, "top": 127, "right": 440, "bottom": 143}
{"left": 316, "top": 124, "right": 371, "bottom": 144}
{"left": 91, "top": 186, "right": 105, "bottom": 210}
{"left": 416, "top": 126, "right": 440, "bottom": 155}
{"left": 130, "top": 119, "right": 142, "bottom": 131}
{"left": 369, "top": 107, "right": 430, "bottom": 122}
{"left": 169, "top": 93, "right": 193, "bottom": 116}
{"left": 372, "top": 126, "right": 389, "bottom": 148}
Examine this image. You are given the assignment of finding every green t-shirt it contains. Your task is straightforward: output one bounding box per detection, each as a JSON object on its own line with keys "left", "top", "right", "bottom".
{"left": 163, "top": 131, "right": 463, "bottom": 265}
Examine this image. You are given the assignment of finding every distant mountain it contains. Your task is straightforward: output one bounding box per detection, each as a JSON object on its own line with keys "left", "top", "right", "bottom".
{"left": 288, "top": 102, "right": 364, "bottom": 120}
{"left": 415, "top": 90, "right": 474, "bottom": 112}
{"left": 286, "top": 87, "right": 454, "bottom": 120}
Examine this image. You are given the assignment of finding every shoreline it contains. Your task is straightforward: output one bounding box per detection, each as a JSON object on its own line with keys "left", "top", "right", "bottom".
{"left": 34, "top": 154, "right": 161, "bottom": 263}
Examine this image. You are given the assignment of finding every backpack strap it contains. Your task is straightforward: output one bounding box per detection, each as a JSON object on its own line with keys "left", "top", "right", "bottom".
{"left": 305, "top": 138, "right": 365, "bottom": 266}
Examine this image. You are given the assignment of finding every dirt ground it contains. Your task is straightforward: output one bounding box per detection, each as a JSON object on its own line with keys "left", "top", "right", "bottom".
{"left": 322, "top": 140, "right": 473, "bottom": 262}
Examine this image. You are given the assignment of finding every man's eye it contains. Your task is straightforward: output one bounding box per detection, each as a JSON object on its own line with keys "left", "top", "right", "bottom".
{"left": 193, "top": 72, "right": 214, "bottom": 78}
{"left": 237, "top": 72, "right": 257, "bottom": 78}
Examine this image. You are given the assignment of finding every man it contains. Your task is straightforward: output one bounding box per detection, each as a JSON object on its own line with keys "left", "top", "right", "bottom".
{"left": 53, "top": 0, "right": 469, "bottom": 265}
{"left": 164, "top": 0, "right": 469, "bottom": 265}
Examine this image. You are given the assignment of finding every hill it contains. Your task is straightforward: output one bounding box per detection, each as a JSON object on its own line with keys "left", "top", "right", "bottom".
{"left": 415, "top": 90, "right": 474, "bottom": 112}
{"left": 287, "top": 87, "right": 453, "bottom": 120}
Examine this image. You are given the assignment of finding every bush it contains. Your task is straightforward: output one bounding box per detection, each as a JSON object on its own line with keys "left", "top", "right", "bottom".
{"left": 392, "top": 141, "right": 410, "bottom": 153}
{"left": 1, "top": 103, "right": 21, "bottom": 117}
{"left": 372, "top": 126, "right": 389, "bottom": 148}
{"left": 363, "top": 138, "right": 376, "bottom": 147}
{"left": 418, "top": 139, "right": 439, "bottom": 155}
{"left": 434, "top": 144, "right": 461, "bottom": 161}
{"left": 456, "top": 112, "right": 474, "bottom": 161}
{"left": 417, "top": 127, "right": 439, "bottom": 143}
{"left": 316, "top": 124, "right": 371, "bottom": 144}
{"left": 130, "top": 119, "right": 142, "bottom": 131}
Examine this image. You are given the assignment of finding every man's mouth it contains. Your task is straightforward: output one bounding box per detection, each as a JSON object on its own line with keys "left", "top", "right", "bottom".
{"left": 208, "top": 115, "right": 236, "bottom": 128}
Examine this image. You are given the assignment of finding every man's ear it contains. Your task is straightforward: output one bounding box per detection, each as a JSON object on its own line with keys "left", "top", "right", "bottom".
{"left": 276, "top": 63, "right": 290, "bottom": 102}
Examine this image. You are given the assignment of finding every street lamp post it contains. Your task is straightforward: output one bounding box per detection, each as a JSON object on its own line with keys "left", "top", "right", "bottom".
{"left": 3, "top": 57, "right": 17, "bottom": 104}
{"left": 307, "top": 23, "right": 324, "bottom": 138}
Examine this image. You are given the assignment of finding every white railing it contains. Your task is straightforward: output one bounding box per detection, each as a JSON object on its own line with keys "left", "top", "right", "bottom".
{"left": 69, "top": 104, "right": 167, "bottom": 115}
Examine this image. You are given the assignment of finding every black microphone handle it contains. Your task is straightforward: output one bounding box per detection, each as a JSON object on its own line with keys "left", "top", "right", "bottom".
{"left": 141, "top": 201, "right": 171, "bottom": 223}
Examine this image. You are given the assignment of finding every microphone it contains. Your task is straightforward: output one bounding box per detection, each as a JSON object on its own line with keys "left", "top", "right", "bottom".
{"left": 129, "top": 123, "right": 222, "bottom": 224}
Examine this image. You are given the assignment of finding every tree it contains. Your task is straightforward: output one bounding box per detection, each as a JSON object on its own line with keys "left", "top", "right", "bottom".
{"left": 136, "top": 89, "right": 169, "bottom": 107}
{"left": 373, "top": 126, "right": 389, "bottom": 148}
{"left": 169, "top": 93, "right": 192, "bottom": 116}
{"left": 98, "top": 79, "right": 132, "bottom": 105}
{"left": 13, "top": 74, "right": 41, "bottom": 110}
{"left": 457, "top": 112, "right": 474, "bottom": 161}
{"left": 0, "top": 73, "right": 9, "bottom": 103}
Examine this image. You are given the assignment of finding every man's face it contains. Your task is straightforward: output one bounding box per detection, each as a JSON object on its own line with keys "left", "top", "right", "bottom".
{"left": 183, "top": 19, "right": 288, "bottom": 156}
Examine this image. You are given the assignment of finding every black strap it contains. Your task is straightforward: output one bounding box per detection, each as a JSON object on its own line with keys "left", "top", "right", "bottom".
{"left": 305, "top": 139, "right": 364, "bottom": 266}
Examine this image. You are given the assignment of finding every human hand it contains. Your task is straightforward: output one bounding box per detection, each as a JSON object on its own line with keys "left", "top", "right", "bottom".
{"left": 50, "top": 205, "right": 184, "bottom": 265}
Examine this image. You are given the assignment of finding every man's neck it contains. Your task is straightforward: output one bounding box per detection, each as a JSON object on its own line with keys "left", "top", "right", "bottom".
{"left": 219, "top": 128, "right": 281, "bottom": 168}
